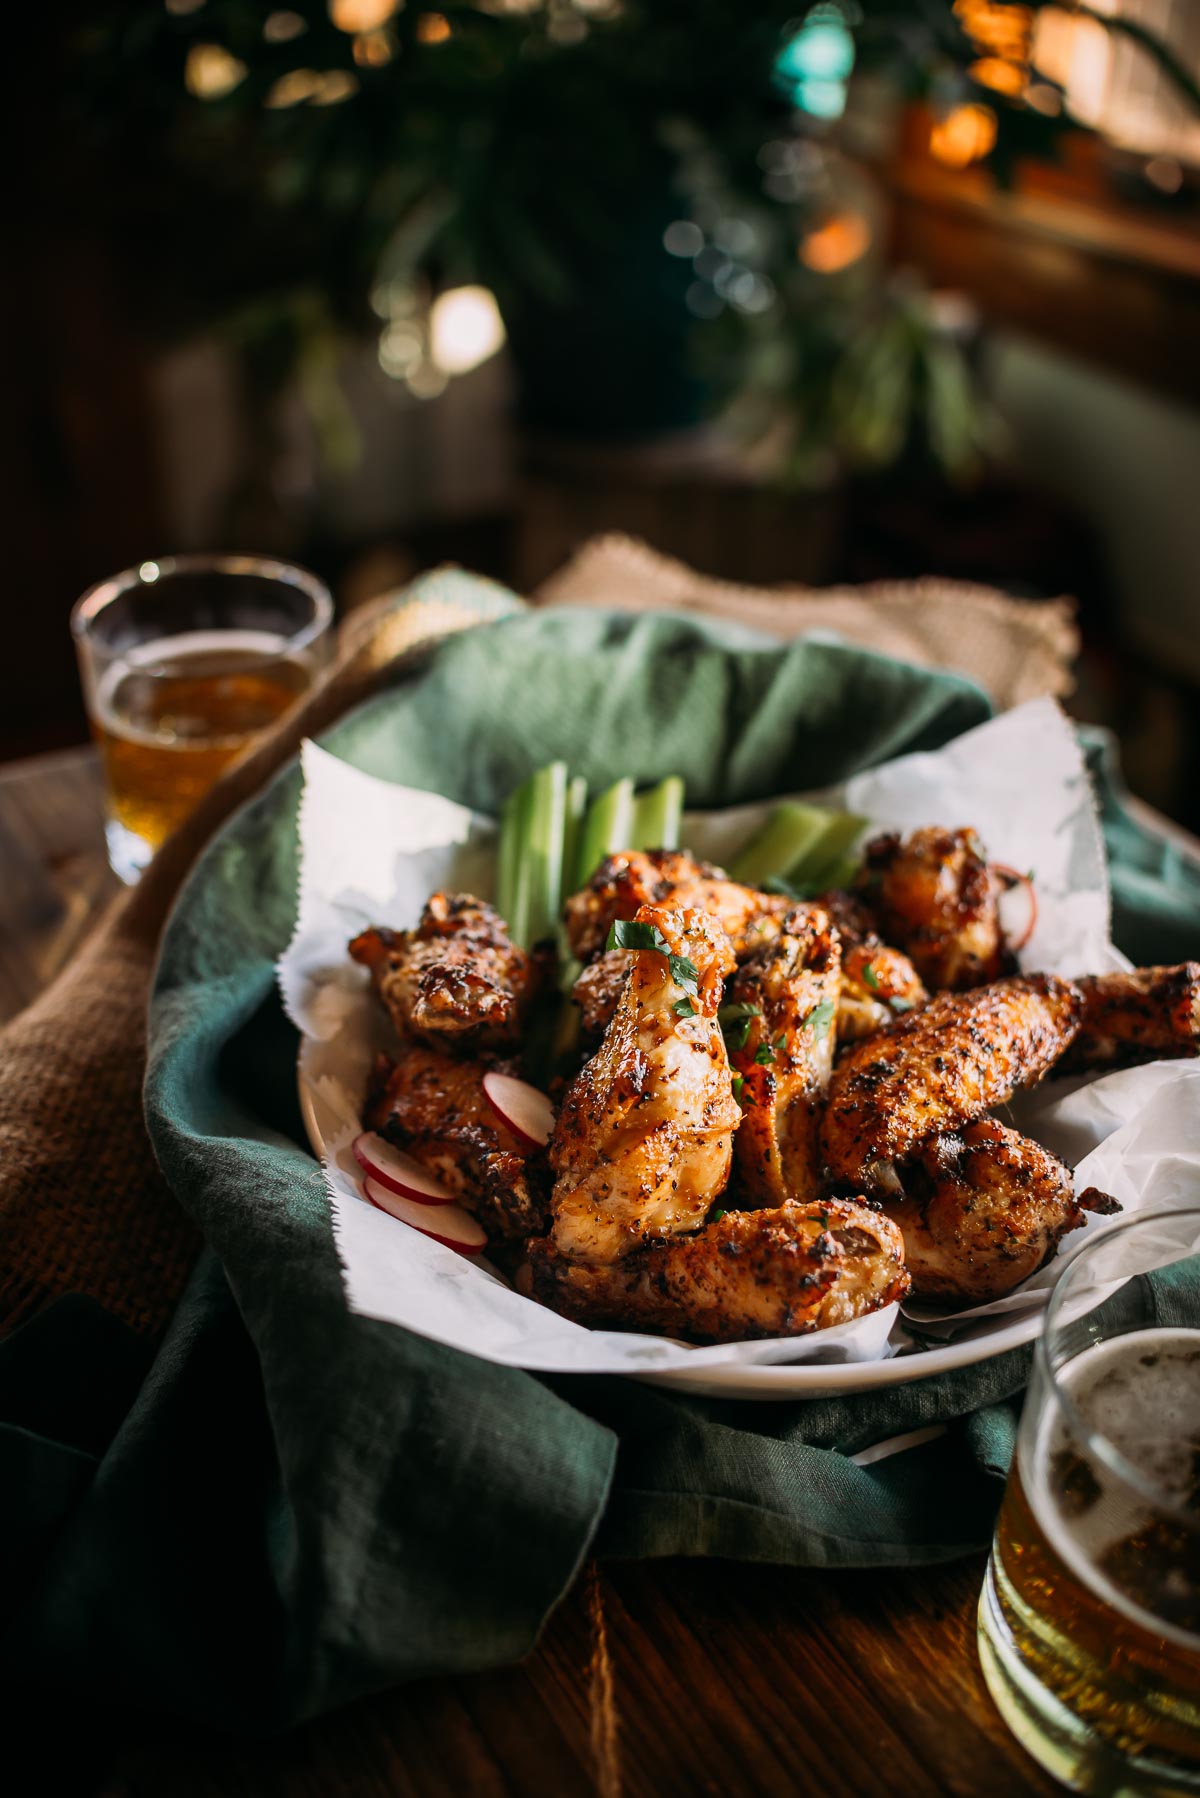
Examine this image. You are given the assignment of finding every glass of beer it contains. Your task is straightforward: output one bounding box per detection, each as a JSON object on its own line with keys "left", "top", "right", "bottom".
{"left": 979, "top": 1205, "right": 1200, "bottom": 1795}
{"left": 73, "top": 555, "right": 333, "bottom": 881}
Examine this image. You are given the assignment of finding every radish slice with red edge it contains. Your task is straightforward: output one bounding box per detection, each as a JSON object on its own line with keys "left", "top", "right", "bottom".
{"left": 992, "top": 863, "right": 1038, "bottom": 953}
{"left": 353, "top": 1132, "right": 454, "bottom": 1206}
{"left": 482, "top": 1072, "right": 555, "bottom": 1148}
{"left": 362, "top": 1177, "right": 487, "bottom": 1255}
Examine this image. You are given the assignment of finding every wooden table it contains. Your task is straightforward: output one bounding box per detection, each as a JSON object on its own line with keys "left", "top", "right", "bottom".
{"left": 2, "top": 748, "right": 1061, "bottom": 1798}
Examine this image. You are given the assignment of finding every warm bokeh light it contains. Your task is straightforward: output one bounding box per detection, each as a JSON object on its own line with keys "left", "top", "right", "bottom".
{"left": 353, "top": 28, "right": 395, "bottom": 65}
{"left": 929, "top": 104, "right": 998, "bottom": 168}
{"left": 799, "top": 211, "right": 871, "bottom": 274}
{"left": 429, "top": 286, "right": 506, "bottom": 375}
{"left": 264, "top": 67, "right": 325, "bottom": 106}
{"left": 329, "top": 0, "right": 399, "bottom": 31}
{"left": 165, "top": 0, "right": 206, "bottom": 15}
{"left": 969, "top": 56, "right": 1026, "bottom": 99}
{"left": 417, "top": 12, "right": 452, "bottom": 43}
{"left": 184, "top": 44, "right": 248, "bottom": 100}
{"left": 954, "top": 0, "right": 1032, "bottom": 63}
{"left": 313, "top": 69, "right": 360, "bottom": 102}
{"left": 263, "top": 10, "right": 307, "bottom": 42}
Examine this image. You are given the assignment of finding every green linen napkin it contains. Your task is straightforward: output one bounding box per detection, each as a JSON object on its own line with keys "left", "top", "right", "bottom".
{"left": 3, "top": 592, "right": 1197, "bottom": 1730}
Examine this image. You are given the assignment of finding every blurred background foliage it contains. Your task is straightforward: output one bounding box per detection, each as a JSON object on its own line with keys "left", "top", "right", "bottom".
{"left": 67, "top": 0, "right": 1198, "bottom": 486}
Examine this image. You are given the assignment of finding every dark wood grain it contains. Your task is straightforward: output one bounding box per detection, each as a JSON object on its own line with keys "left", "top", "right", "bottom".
{"left": 1, "top": 752, "right": 1059, "bottom": 1798}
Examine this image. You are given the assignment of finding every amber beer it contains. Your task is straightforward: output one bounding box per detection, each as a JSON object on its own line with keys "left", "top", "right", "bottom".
{"left": 980, "top": 1327, "right": 1200, "bottom": 1794}
{"left": 93, "top": 632, "right": 313, "bottom": 853}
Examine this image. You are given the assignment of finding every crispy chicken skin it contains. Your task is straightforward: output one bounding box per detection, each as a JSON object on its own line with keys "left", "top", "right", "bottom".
{"left": 572, "top": 948, "right": 633, "bottom": 1041}
{"left": 727, "top": 905, "right": 841, "bottom": 1205}
{"left": 857, "top": 827, "right": 1005, "bottom": 991}
{"left": 563, "top": 849, "right": 790, "bottom": 965}
{"left": 879, "top": 1119, "right": 1119, "bottom": 1304}
{"left": 527, "top": 1200, "right": 908, "bottom": 1341}
{"left": 1064, "top": 964, "right": 1200, "bottom": 1070}
{"left": 820, "top": 889, "right": 928, "bottom": 1041}
{"left": 349, "top": 893, "right": 536, "bottom": 1049}
{"left": 365, "top": 1043, "right": 545, "bottom": 1239}
{"left": 549, "top": 904, "right": 740, "bottom": 1264}
{"left": 821, "top": 973, "right": 1083, "bottom": 1188}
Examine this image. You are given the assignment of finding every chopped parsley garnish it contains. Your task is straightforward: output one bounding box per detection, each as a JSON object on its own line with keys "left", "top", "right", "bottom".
{"left": 606, "top": 920, "right": 699, "bottom": 998}
{"left": 862, "top": 962, "right": 880, "bottom": 991}
{"left": 802, "top": 997, "right": 837, "bottom": 1040}
{"left": 709, "top": 1209, "right": 727, "bottom": 1225}
{"left": 754, "top": 1041, "right": 776, "bottom": 1066}
{"left": 763, "top": 873, "right": 819, "bottom": 901}
{"left": 718, "top": 1000, "right": 761, "bottom": 1051}
{"left": 673, "top": 997, "right": 697, "bottom": 1018}
{"left": 731, "top": 1073, "right": 745, "bottom": 1102}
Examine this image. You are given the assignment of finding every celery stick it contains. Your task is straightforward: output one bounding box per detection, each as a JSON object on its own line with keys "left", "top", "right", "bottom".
{"left": 561, "top": 775, "right": 588, "bottom": 902}
{"left": 728, "top": 803, "right": 833, "bottom": 887}
{"left": 497, "top": 780, "right": 530, "bottom": 936}
{"left": 574, "top": 778, "right": 635, "bottom": 887}
{"left": 521, "top": 760, "right": 568, "bottom": 949}
{"left": 790, "top": 812, "right": 869, "bottom": 889}
{"left": 632, "top": 776, "right": 684, "bottom": 852}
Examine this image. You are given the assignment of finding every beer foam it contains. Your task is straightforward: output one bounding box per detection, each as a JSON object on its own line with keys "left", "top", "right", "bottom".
{"left": 1030, "top": 1328, "right": 1200, "bottom": 1649}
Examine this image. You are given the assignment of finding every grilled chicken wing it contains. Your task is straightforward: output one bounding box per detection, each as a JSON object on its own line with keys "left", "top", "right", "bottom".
{"left": 821, "top": 973, "right": 1083, "bottom": 1189}
{"left": 572, "top": 948, "right": 633, "bottom": 1041}
{"left": 527, "top": 1200, "right": 908, "bottom": 1341}
{"left": 1063, "top": 964, "right": 1200, "bottom": 1070}
{"left": 349, "top": 893, "right": 536, "bottom": 1050}
{"left": 549, "top": 905, "right": 740, "bottom": 1263}
{"left": 857, "top": 827, "right": 1005, "bottom": 991}
{"left": 880, "top": 1118, "right": 1119, "bottom": 1304}
{"left": 364, "top": 1042, "right": 546, "bottom": 1239}
{"left": 820, "top": 889, "right": 928, "bottom": 1041}
{"left": 564, "top": 849, "right": 790, "bottom": 965}
{"left": 727, "top": 906, "right": 841, "bottom": 1205}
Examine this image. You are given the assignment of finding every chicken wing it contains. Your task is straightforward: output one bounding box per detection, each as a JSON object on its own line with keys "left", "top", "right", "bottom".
{"left": 857, "top": 826, "right": 1005, "bottom": 991}
{"left": 821, "top": 973, "right": 1083, "bottom": 1189}
{"left": 349, "top": 893, "right": 536, "bottom": 1050}
{"left": 879, "top": 1118, "right": 1119, "bottom": 1304}
{"left": 364, "top": 1043, "right": 546, "bottom": 1240}
{"left": 548, "top": 904, "right": 740, "bottom": 1263}
{"left": 527, "top": 1200, "right": 908, "bottom": 1341}
{"left": 820, "top": 889, "right": 928, "bottom": 1041}
{"left": 571, "top": 948, "right": 633, "bottom": 1041}
{"left": 727, "top": 905, "right": 841, "bottom": 1205}
{"left": 1063, "top": 964, "right": 1200, "bottom": 1070}
{"left": 564, "top": 849, "right": 790, "bottom": 965}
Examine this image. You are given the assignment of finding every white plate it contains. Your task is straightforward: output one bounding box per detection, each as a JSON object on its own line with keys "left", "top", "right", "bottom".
{"left": 299, "top": 1056, "right": 1046, "bottom": 1401}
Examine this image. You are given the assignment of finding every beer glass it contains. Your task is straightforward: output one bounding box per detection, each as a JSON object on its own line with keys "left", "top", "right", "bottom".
{"left": 73, "top": 555, "right": 333, "bottom": 881}
{"left": 979, "top": 1206, "right": 1200, "bottom": 1795}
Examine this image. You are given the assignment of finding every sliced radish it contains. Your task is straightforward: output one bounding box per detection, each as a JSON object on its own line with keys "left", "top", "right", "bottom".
{"left": 993, "top": 863, "right": 1038, "bottom": 954}
{"left": 362, "top": 1177, "right": 487, "bottom": 1255}
{"left": 353, "top": 1131, "right": 454, "bottom": 1206}
{"left": 482, "top": 1071, "right": 555, "bottom": 1148}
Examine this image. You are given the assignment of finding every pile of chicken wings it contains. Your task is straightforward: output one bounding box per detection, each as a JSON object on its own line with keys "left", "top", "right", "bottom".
{"left": 348, "top": 827, "right": 1200, "bottom": 1344}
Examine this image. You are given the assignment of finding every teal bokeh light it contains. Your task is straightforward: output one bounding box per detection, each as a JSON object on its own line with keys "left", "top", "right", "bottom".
{"left": 774, "top": 5, "right": 856, "bottom": 117}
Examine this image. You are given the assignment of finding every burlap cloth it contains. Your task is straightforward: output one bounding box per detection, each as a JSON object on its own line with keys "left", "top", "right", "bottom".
{"left": 0, "top": 536, "right": 1075, "bottom": 1341}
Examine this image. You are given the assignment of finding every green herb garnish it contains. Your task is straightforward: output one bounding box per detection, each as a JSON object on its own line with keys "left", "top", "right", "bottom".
{"left": 718, "top": 999, "right": 762, "bottom": 1051}
{"left": 754, "top": 1041, "right": 776, "bottom": 1066}
{"left": 606, "top": 920, "right": 699, "bottom": 998}
{"left": 802, "top": 997, "right": 837, "bottom": 1040}
{"left": 709, "top": 1209, "right": 727, "bottom": 1225}
{"left": 862, "top": 961, "right": 880, "bottom": 991}
{"left": 673, "top": 997, "right": 697, "bottom": 1018}
{"left": 731, "top": 1074, "right": 744, "bottom": 1102}
{"left": 888, "top": 996, "right": 916, "bottom": 1015}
